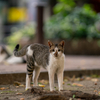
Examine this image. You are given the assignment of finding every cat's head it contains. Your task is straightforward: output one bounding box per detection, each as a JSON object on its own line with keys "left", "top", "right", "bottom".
{"left": 48, "top": 40, "right": 65, "bottom": 58}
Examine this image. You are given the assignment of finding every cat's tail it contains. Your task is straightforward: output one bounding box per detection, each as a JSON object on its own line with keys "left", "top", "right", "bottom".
{"left": 13, "top": 44, "right": 29, "bottom": 57}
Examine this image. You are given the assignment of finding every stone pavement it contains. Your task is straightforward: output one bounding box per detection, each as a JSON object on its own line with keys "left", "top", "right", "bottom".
{"left": 0, "top": 56, "right": 100, "bottom": 74}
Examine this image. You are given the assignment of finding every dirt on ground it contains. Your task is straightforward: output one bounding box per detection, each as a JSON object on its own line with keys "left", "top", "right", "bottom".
{"left": 0, "top": 76, "right": 100, "bottom": 100}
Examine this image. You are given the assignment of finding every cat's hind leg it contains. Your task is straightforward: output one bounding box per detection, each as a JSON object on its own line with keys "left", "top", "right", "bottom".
{"left": 33, "top": 67, "right": 40, "bottom": 86}
{"left": 25, "top": 64, "right": 34, "bottom": 90}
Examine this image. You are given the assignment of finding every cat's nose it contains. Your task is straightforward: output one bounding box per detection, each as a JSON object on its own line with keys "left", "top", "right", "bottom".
{"left": 54, "top": 51, "right": 58, "bottom": 57}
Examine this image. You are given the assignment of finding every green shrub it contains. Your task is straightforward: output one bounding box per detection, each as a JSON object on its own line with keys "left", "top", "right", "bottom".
{"left": 44, "top": 0, "right": 100, "bottom": 39}
{"left": 6, "top": 22, "right": 35, "bottom": 51}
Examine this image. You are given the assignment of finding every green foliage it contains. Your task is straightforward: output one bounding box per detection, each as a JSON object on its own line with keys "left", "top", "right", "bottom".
{"left": 44, "top": 2, "right": 100, "bottom": 39}
{"left": 6, "top": 23, "right": 35, "bottom": 51}
{"left": 73, "top": 94, "right": 75, "bottom": 98}
{"left": 53, "top": 0, "right": 75, "bottom": 14}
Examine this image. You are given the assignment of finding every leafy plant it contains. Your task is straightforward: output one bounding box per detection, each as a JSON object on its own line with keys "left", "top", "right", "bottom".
{"left": 73, "top": 94, "right": 75, "bottom": 98}
{"left": 53, "top": 0, "right": 75, "bottom": 14}
{"left": 6, "top": 22, "right": 35, "bottom": 51}
{"left": 44, "top": 1, "right": 100, "bottom": 40}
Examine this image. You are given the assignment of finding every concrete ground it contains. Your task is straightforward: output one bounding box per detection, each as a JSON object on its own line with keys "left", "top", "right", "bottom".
{"left": 1, "top": 56, "right": 100, "bottom": 100}
{"left": 0, "top": 56, "right": 100, "bottom": 74}
{"left": 0, "top": 56, "right": 100, "bottom": 84}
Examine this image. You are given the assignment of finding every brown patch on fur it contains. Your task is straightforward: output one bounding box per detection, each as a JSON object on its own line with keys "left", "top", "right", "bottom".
{"left": 54, "top": 51, "right": 58, "bottom": 57}
{"left": 48, "top": 40, "right": 54, "bottom": 48}
{"left": 58, "top": 45, "right": 64, "bottom": 53}
{"left": 59, "top": 40, "right": 65, "bottom": 47}
{"left": 48, "top": 40, "right": 65, "bottom": 53}
{"left": 49, "top": 45, "right": 55, "bottom": 53}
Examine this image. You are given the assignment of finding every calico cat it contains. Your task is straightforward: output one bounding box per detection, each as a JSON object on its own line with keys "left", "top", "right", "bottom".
{"left": 13, "top": 40, "right": 65, "bottom": 91}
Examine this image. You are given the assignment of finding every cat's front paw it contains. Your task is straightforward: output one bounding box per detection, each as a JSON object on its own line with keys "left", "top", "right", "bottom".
{"left": 50, "top": 88, "right": 55, "bottom": 91}
{"left": 25, "top": 87, "right": 31, "bottom": 91}
{"left": 59, "top": 88, "right": 63, "bottom": 91}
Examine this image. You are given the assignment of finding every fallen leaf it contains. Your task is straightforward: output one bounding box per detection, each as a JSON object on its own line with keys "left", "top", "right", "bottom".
{"left": 80, "top": 77, "right": 85, "bottom": 81}
{"left": 6, "top": 87, "right": 9, "bottom": 89}
{"left": 71, "top": 75, "right": 75, "bottom": 82}
{"left": 16, "top": 93, "right": 22, "bottom": 95}
{"left": 25, "top": 89, "right": 28, "bottom": 91}
{"left": 73, "top": 94, "right": 75, "bottom": 98}
{"left": 98, "top": 91, "right": 100, "bottom": 95}
{"left": 67, "top": 83, "right": 71, "bottom": 85}
{"left": 20, "top": 98, "right": 24, "bottom": 100}
{"left": 16, "top": 86, "right": 19, "bottom": 88}
{"left": 0, "top": 87, "right": 6, "bottom": 90}
{"left": 94, "top": 90, "right": 97, "bottom": 92}
{"left": 85, "top": 77, "right": 91, "bottom": 80}
{"left": 75, "top": 78, "right": 80, "bottom": 81}
{"left": 95, "top": 83, "right": 97, "bottom": 85}
{"left": 14, "top": 81, "right": 21, "bottom": 86}
{"left": 39, "top": 84, "right": 45, "bottom": 87}
{"left": 64, "top": 79, "right": 68, "bottom": 82}
{"left": 39, "top": 80, "right": 49, "bottom": 85}
{"left": 66, "top": 76, "right": 71, "bottom": 81}
{"left": 31, "top": 84, "right": 33, "bottom": 86}
{"left": 69, "top": 98, "right": 72, "bottom": 100}
{"left": 19, "top": 84, "right": 25, "bottom": 87}
{"left": 72, "top": 83, "right": 83, "bottom": 87}
{"left": 91, "top": 78, "right": 98, "bottom": 82}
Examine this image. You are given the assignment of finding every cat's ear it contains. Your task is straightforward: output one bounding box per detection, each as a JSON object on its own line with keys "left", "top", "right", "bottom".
{"left": 59, "top": 40, "right": 65, "bottom": 47}
{"left": 48, "top": 40, "right": 54, "bottom": 47}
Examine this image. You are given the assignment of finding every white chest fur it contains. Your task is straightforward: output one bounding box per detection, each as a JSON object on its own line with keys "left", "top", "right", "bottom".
{"left": 47, "top": 54, "right": 65, "bottom": 71}
{"left": 47, "top": 53, "right": 65, "bottom": 91}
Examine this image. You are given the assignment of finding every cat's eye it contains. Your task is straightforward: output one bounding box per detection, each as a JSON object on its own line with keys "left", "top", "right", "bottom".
{"left": 58, "top": 49, "right": 60, "bottom": 52}
{"left": 52, "top": 49, "right": 54, "bottom": 52}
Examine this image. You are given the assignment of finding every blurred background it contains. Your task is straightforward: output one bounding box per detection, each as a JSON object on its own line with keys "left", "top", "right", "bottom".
{"left": 1, "top": 1, "right": 100, "bottom": 96}
{"left": 1, "top": 0, "right": 100, "bottom": 88}
{"left": 0, "top": 0, "right": 100, "bottom": 63}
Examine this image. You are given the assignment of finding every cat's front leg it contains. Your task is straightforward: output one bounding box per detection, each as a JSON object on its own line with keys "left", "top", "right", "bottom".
{"left": 57, "top": 69, "right": 64, "bottom": 91}
{"left": 48, "top": 68, "right": 55, "bottom": 91}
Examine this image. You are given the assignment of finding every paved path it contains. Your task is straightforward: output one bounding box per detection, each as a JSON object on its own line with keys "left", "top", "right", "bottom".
{"left": 0, "top": 56, "right": 100, "bottom": 74}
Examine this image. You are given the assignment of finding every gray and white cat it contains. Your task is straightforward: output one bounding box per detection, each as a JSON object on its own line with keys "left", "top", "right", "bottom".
{"left": 13, "top": 40, "right": 65, "bottom": 91}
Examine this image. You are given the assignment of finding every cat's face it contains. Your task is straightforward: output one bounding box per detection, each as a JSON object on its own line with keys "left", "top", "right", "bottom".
{"left": 48, "top": 40, "right": 65, "bottom": 58}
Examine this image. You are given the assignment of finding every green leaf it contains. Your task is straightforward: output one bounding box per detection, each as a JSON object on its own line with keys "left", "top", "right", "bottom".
{"left": 73, "top": 95, "right": 75, "bottom": 98}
